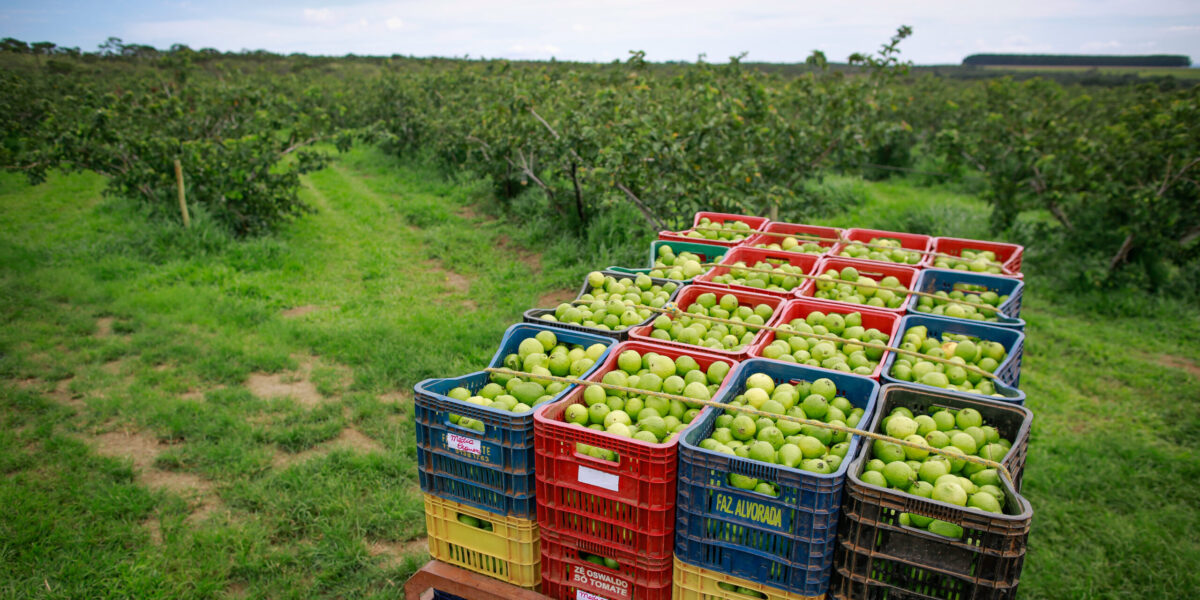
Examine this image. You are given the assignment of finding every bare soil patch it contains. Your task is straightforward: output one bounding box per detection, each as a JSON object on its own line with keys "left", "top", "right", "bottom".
{"left": 368, "top": 537, "right": 428, "bottom": 568}
{"left": 281, "top": 305, "right": 338, "bottom": 318}
{"left": 1159, "top": 354, "right": 1200, "bottom": 379}
{"left": 92, "top": 430, "right": 220, "bottom": 522}
{"left": 379, "top": 390, "right": 411, "bottom": 405}
{"left": 537, "top": 288, "right": 578, "bottom": 307}
{"left": 497, "top": 235, "right": 542, "bottom": 273}
{"left": 95, "top": 317, "right": 114, "bottom": 338}
{"left": 101, "top": 359, "right": 125, "bottom": 376}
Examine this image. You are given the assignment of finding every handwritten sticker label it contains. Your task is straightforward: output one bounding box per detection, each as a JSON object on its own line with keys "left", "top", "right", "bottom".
{"left": 446, "top": 432, "right": 482, "bottom": 455}
{"left": 577, "top": 466, "right": 620, "bottom": 492}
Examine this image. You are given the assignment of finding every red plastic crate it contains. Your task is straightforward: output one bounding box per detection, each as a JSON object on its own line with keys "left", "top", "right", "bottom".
{"left": 692, "top": 246, "right": 821, "bottom": 298}
{"left": 830, "top": 228, "right": 932, "bottom": 267}
{"left": 931, "top": 236, "right": 1025, "bottom": 279}
{"left": 744, "top": 222, "right": 844, "bottom": 255}
{"left": 657, "top": 212, "right": 769, "bottom": 248}
{"left": 533, "top": 341, "right": 739, "bottom": 560}
{"left": 627, "top": 283, "right": 788, "bottom": 360}
{"left": 540, "top": 529, "right": 673, "bottom": 600}
{"left": 802, "top": 257, "right": 920, "bottom": 315}
{"left": 751, "top": 297, "right": 902, "bottom": 380}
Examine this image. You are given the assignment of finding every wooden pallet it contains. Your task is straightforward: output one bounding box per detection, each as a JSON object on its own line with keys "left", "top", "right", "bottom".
{"left": 405, "top": 560, "right": 550, "bottom": 600}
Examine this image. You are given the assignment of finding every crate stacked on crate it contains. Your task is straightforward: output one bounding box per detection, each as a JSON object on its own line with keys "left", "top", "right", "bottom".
{"left": 907, "top": 268, "right": 1026, "bottom": 331}
{"left": 608, "top": 239, "right": 730, "bottom": 284}
{"left": 744, "top": 222, "right": 844, "bottom": 256}
{"left": 691, "top": 246, "right": 822, "bottom": 298}
{"left": 928, "top": 237, "right": 1025, "bottom": 279}
{"left": 749, "top": 297, "right": 902, "bottom": 381}
{"left": 658, "top": 211, "right": 770, "bottom": 247}
{"left": 533, "top": 341, "right": 742, "bottom": 600}
{"left": 673, "top": 359, "right": 880, "bottom": 599}
{"left": 413, "top": 323, "right": 617, "bottom": 589}
{"left": 802, "top": 257, "right": 920, "bottom": 315}
{"left": 627, "top": 283, "right": 789, "bottom": 361}
{"left": 524, "top": 270, "right": 685, "bottom": 342}
{"left": 880, "top": 314, "right": 1027, "bottom": 404}
{"left": 832, "top": 384, "right": 1034, "bottom": 599}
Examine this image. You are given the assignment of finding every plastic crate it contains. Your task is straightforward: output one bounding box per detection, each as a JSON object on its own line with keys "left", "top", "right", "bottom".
{"left": 608, "top": 240, "right": 731, "bottom": 285}
{"left": 865, "top": 384, "right": 1033, "bottom": 488}
{"left": 424, "top": 494, "right": 541, "bottom": 589}
{"left": 886, "top": 314, "right": 1026, "bottom": 389}
{"left": 533, "top": 341, "right": 739, "bottom": 560}
{"left": 830, "top": 228, "right": 933, "bottom": 267}
{"left": 627, "top": 283, "right": 788, "bottom": 360}
{"left": 675, "top": 359, "right": 880, "bottom": 597}
{"left": 802, "top": 257, "right": 920, "bottom": 315}
{"left": 744, "top": 222, "right": 844, "bottom": 257}
{"left": 658, "top": 212, "right": 770, "bottom": 248}
{"left": 540, "top": 529, "right": 673, "bottom": 600}
{"left": 415, "top": 323, "right": 616, "bottom": 518}
{"left": 692, "top": 246, "right": 822, "bottom": 298}
{"left": 751, "top": 298, "right": 902, "bottom": 381}
{"left": 931, "top": 237, "right": 1025, "bottom": 279}
{"left": 673, "top": 557, "right": 824, "bottom": 600}
{"left": 832, "top": 398, "right": 1034, "bottom": 600}
{"left": 523, "top": 270, "right": 685, "bottom": 341}
{"left": 907, "top": 269, "right": 1026, "bottom": 330}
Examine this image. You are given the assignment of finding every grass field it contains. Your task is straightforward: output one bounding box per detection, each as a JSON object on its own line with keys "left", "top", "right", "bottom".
{"left": 2, "top": 146, "right": 1198, "bottom": 599}
{"left": 977, "top": 65, "right": 1200, "bottom": 79}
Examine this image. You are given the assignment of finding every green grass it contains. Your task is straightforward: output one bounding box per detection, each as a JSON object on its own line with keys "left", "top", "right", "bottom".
{"left": 2, "top": 148, "right": 1199, "bottom": 599}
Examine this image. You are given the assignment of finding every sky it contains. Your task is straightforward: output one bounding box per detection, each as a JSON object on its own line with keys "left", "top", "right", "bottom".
{"left": 1, "top": 1, "right": 1198, "bottom": 65}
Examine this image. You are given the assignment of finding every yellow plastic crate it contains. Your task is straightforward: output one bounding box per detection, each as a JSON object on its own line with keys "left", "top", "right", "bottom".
{"left": 423, "top": 493, "right": 540, "bottom": 589}
{"left": 673, "top": 557, "right": 823, "bottom": 600}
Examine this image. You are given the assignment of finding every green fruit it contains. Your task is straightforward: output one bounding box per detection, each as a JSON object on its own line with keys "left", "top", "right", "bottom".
{"left": 885, "top": 415, "right": 918, "bottom": 439}
{"left": 968, "top": 492, "right": 1003, "bottom": 513}
{"left": 731, "top": 415, "right": 757, "bottom": 441}
{"left": 957, "top": 408, "right": 983, "bottom": 429}
{"left": 928, "top": 519, "right": 964, "bottom": 539}
{"left": 932, "top": 481, "right": 968, "bottom": 506}
{"left": 748, "top": 441, "right": 776, "bottom": 464}
{"left": 729, "top": 473, "right": 759, "bottom": 490}
{"left": 883, "top": 461, "right": 915, "bottom": 489}
{"left": 456, "top": 514, "right": 482, "bottom": 528}
{"left": 565, "top": 404, "right": 589, "bottom": 425}
{"left": 448, "top": 387, "right": 471, "bottom": 401}
{"left": 861, "top": 470, "right": 887, "bottom": 487}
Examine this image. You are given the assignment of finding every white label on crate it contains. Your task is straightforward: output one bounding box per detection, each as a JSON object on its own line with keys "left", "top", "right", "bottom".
{"left": 577, "top": 466, "right": 620, "bottom": 492}
{"left": 572, "top": 565, "right": 627, "bottom": 600}
{"left": 446, "top": 432, "right": 482, "bottom": 455}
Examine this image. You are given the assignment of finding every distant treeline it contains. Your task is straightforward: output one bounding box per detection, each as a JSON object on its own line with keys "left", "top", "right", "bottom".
{"left": 963, "top": 54, "right": 1191, "bottom": 67}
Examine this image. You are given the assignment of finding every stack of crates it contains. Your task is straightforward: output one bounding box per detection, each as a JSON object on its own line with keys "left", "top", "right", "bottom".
{"left": 831, "top": 384, "right": 1035, "bottom": 599}
{"left": 672, "top": 359, "right": 880, "bottom": 599}
{"left": 533, "top": 341, "right": 742, "bottom": 600}
{"left": 413, "top": 323, "right": 616, "bottom": 589}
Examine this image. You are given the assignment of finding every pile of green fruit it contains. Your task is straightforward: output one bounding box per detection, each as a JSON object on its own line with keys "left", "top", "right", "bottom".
{"left": 648, "top": 245, "right": 724, "bottom": 281}
{"left": 455, "top": 512, "right": 494, "bottom": 532}
{"left": 932, "top": 248, "right": 1006, "bottom": 274}
{"left": 565, "top": 348, "right": 729, "bottom": 460}
{"left": 812, "top": 265, "right": 910, "bottom": 309}
{"left": 544, "top": 272, "right": 678, "bottom": 331}
{"left": 860, "top": 405, "right": 1015, "bottom": 539}
{"left": 759, "top": 311, "right": 890, "bottom": 376}
{"left": 754, "top": 234, "right": 826, "bottom": 255}
{"left": 687, "top": 217, "right": 754, "bottom": 242}
{"left": 579, "top": 551, "right": 621, "bottom": 570}
{"left": 445, "top": 330, "right": 608, "bottom": 428}
{"left": 697, "top": 374, "right": 867, "bottom": 495}
{"left": 888, "top": 325, "right": 1009, "bottom": 396}
{"left": 837, "top": 237, "right": 922, "bottom": 265}
{"left": 646, "top": 292, "right": 776, "bottom": 352}
{"left": 715, "top": 582, "right": 767, "bottom": 599}
{"left": 913, "top": 284, "right": 1010, "bottom": 322}
{"left": 708, "top": 258, "right": 806, "bottom": 292}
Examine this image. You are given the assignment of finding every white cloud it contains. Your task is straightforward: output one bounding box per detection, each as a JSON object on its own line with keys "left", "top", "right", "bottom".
{"left": 1167, "top": 25, "right": 1200, "bottom": 32}
{"left": 386, "top": 17, "right": 404, "bottom": 31}
{"left": 302, "top": 8, "right": 334, "bottom": 24}
{"left": 1081, "top": 40, "right": 1122, "bottom": 51}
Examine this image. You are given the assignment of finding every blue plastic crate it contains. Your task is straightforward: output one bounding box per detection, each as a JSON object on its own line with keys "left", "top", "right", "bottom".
{"left": 907, "top": 268, "right": 1026, "bottom": 330}
{"left": 885, "top": 314, "right": 1026, "bottom": 391}
{"left": 522, "top": 269, "right": 685, "bottom": 341}
{"left": 414, "top": 323, "right": 615, "bottom": 519}
{"left": 675, "top": 359, "right": 880, "bottom": 597}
